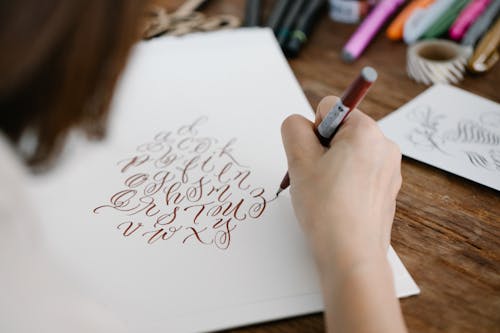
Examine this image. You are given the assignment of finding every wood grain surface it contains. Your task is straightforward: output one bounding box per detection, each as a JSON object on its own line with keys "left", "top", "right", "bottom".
{"left": 153, "top": 1, "right": 500, "bottom": 332}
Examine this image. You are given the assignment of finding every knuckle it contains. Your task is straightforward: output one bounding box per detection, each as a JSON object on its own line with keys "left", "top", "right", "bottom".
{"left": 358, "top": 116, "right": 381, "bottom": 138}
{"left": 388, "top": 139, "right": 401, "bottom": 155}
{"left": 393, "top": 173, "right": 403, "bottom": 194}
{"left": 281, "top": 114, "right": 302, "bottom": 134}
{"left": 357, "top": 123, "right": 384, "bottom": 148}
{"left": 367, "top": 123, "right": 383, "bottom": 139}
{"left": 389, "top": 141, "right": 402, "bottom": 164}
{"left": 318, "top": 95, "right": 340, "bottom": 110}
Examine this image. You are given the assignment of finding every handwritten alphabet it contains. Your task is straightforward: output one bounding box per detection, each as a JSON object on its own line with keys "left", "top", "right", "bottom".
{"left": 94, "top": 117, "right": 271, "bottom": 249}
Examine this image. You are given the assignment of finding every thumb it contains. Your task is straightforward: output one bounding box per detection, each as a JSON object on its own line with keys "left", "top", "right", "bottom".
{"left": 281, "top": 114, "right": 324, "bottom": 172}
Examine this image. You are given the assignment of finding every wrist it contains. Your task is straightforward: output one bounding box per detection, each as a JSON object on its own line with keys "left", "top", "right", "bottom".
{"left": 318, "top": 251, "right": 405, "bottom": 333}
{"left": 304, "top": 215, "right": 390, "bottom": 283}
{"left": 314, "top": 242, "right": 389, "bottom": 282}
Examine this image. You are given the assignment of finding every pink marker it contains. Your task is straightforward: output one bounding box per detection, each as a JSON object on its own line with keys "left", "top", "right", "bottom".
{"left": 449, "top": 0, "right": 491, "bottom": 41}
{"left": 341, "top": 0, "right": 406, "bottom": 62}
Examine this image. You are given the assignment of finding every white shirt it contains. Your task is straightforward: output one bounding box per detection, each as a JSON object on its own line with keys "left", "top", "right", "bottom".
{"left": 0, "top": 134, "right": 124, "bottom": 332}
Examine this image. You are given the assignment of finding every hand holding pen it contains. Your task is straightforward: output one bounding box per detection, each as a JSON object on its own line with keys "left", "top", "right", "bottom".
{"left": 279, "top": 82, "right": 405, "bottom": 333}
{"left": 276, "top": 67, "right": 378, "bottom": 196}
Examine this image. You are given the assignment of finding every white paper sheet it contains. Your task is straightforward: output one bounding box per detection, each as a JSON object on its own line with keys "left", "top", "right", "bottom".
{"left": 28, "top": 28, "right": 419, "bottom": 333}
{"left": 379, "top": 85, "right": 500, "bottom": 191}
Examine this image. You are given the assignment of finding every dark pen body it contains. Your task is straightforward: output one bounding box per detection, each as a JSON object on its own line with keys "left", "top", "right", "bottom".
{"left": 285, "top": 0, "right": 327, "bottom": 57}
{"left": 277, "top": 0, "right": 306, "bottom": 47}
{"left": 266, "top": 0, "right": 292, "bottom": 33}
{"left": 244, "top": 0, "right": 261, "bottom": 26}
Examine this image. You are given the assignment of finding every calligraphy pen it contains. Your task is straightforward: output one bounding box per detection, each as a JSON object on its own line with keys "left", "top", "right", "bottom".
{"left": 276, "top": 67, "right": 378, "bottom": 196}
{"left": 244, "top": 0, "right": 261, "bottom": 26}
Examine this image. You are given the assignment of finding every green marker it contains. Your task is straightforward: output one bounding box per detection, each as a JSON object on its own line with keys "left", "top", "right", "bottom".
{"left": 422, "top": 0, "right": 470, "bottom": 39}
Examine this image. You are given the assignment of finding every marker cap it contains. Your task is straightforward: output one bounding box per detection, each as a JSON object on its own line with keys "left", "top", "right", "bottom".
{"left": 341, "top": 66, "right": 378, "bottom": 108}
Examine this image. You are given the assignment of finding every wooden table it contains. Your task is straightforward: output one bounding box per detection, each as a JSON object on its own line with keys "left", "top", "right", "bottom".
{"left": 157, "top": 1, "right": 500, "bottom": 332}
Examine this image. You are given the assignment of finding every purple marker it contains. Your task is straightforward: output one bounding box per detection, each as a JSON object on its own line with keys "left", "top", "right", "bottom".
{"left": 341, "top": 0, "right": 406, "bottom": 62}
{"left": 449, "top": 0, "right": 491, "bottom": 41}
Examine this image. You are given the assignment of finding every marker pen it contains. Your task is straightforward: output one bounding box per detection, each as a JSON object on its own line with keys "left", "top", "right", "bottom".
{"left": 449, "top": 0, "right": 492, "bottom": 41}
{"left": 386, "top": 0, "right": 436, "bottom": 41}
{"left": 403, "top": 0, "right": 456, "bottom": 44}
{"left": 342, "top": 0, "right": 405, "bottom": 62}
{"left": 244, "top": 0, "right": 262, "bottom": 27}
{"left": 277, "top": 0, "right": 306, "bottom": 47}
{"left": 462, "top": 0, "right": 500, "bottom": 46}
{"left": 467, "top": 17, "right": 500, "bottom": 73}
{"left": 267, "top": 0, "right": 292, "bottom": 33}
{"left": 421, "top": 0, "right": 469, "bottom": 39}
{"left": 285, "top": 0, "right": 327, "bottom": 57}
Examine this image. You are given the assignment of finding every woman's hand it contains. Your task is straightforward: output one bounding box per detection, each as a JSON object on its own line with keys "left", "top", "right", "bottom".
{"left": 281, "top": 96, "right": 402, "bottom": 273}
{"left": 281, "top": 96, "right": 407, "bottom": 333}
{"left": 281, "top": 95, "right": 406, "bottom": 333}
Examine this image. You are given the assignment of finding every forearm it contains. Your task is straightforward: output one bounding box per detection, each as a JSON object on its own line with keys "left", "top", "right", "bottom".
{"left": 319, "top": 251, "right": 407, "bottom": 333}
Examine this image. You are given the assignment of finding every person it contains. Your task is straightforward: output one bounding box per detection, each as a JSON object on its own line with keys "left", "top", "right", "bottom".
{"left": 0, "top": 1, "right": 407, "bottom": 332}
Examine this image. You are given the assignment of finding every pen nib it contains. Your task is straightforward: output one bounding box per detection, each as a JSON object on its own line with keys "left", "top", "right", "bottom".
{"left": 275, "top": 188, "right": 283, "bottom": 197}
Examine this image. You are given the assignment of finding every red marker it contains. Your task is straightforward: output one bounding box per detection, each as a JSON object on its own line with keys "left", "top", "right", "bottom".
{"left": 276, "top": 66, "right": 377, "bottom": 196}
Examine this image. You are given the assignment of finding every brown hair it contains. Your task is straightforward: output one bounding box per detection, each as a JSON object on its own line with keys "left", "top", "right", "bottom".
{"left": 0, "top": 0, "right": 146, "bottom": 167}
